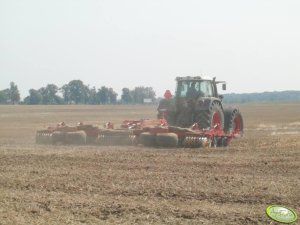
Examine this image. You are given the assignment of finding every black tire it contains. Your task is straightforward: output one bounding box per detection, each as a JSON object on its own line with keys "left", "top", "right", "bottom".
{"left": 224, "top": 108, "right": 244, "bottom": 137}
{"left": 196, "top": 101, "right": 224, "bottom": 130}
{"left": 140, "top": 132, "right": 156, "bottom": 147}
{"left": 155, "top": 133, "right": 178, "bottom": 148}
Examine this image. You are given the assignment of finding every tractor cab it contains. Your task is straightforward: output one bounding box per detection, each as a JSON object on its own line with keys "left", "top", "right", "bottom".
{"left": 175, "top": 76, "right": 226, "bottom": 100}
{"left": 158, "top": 76, "right": 231, "bottom": 128}
{"left": 174, "top": 76, "right": 226, "bottom": 112}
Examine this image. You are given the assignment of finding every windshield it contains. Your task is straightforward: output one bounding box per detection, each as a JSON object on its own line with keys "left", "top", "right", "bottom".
{"left": 176, "top": 80, "right": 214, "bottom": 98}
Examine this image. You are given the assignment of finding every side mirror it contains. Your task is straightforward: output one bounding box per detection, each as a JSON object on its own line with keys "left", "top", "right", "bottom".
{"left": 222, "top": 83, "right": 227, "bottom": 90}
{"left": 219, "top": 95, "right": 224, "bottom": 101}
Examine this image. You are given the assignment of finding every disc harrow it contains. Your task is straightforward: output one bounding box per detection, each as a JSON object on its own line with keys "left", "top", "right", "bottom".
{"left": 36, "top": 118, "right": 238, "bottom": 148}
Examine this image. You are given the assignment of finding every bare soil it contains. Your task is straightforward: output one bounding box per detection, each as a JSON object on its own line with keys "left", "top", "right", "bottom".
{"left": 0, "top": 103, "right": 299, "bottom": 225}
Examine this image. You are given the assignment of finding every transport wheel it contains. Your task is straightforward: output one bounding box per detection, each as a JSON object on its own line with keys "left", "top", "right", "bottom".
{"left": 155, "top": 133, "right": 178, "bottom": 148}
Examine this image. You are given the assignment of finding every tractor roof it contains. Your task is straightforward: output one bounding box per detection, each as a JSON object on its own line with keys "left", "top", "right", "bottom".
{"left": 176, "top": 76, "right": 213, "bottom": 81}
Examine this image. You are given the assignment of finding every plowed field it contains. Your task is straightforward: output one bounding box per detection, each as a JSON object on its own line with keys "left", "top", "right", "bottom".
{"left": 0, "top": 103, "right": 299, "bottom": 224}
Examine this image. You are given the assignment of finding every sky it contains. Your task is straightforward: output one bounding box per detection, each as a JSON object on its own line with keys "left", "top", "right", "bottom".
{"left": 0, "top": 0, "right": 300, "bottom": 99}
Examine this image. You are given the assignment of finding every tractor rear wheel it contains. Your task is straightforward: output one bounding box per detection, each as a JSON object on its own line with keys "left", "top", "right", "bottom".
{"left": 224, "top": 108, "right": 243, "bottom": 137}
{"left": 196, "top": 101, "right": 224, "bottom": 130}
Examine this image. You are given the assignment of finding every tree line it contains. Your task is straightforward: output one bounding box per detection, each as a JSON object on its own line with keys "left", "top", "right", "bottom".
{"left": 1, "top": 81, "right": 299, "bottom": 105}
{"left": 223, "top": 91, "right": 300, "bottom": 103}
{"left": 0, "top": 80, "right": 156, "bottom": 105}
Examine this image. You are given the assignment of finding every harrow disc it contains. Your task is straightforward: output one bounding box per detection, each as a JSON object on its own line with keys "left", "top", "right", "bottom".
{"left": 183, "top": 136, "right": 209, "bottom": 148}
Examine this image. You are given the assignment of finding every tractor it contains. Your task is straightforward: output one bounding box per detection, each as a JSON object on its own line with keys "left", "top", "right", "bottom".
{"left": 36, "top": 76, "right": 243, "bottom": 148}
{"left": 157, "top": 76, "right": 243, "bottom": 136}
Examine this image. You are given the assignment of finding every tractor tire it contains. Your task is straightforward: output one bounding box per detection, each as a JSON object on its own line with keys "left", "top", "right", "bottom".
{"left": 65, "top": 131, "right": 87, "bottom": 145}
{"left": 224, "top": 108, "right": 244, "bottom": 137}
{"left": 155, "top": 133, "right": 178, "bottom": 148}
{"left": 140, "top": 132, "right": 156, "bottom": 147}
{"left": 196, "top": 101, "right": 224, "bottom": 130}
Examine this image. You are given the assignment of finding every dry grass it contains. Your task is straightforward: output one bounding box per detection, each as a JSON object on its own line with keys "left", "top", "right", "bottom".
{"left": 0, "top": 103, "right": 299, "bottom": 224}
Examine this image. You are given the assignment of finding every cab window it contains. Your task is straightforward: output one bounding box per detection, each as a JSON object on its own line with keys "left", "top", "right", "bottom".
{"left": 199, "top": 81, "right": 213, "bottom": 97}
{"left": 176, "top": 80, "right": 214, "bottom": 97}
{"left": 176, "top": 81, "right": 189, "bottom": 97}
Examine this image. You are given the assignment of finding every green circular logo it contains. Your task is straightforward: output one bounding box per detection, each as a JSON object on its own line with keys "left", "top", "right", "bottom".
{"left": 266, "top": 205, "right": 298, "bottom": 224}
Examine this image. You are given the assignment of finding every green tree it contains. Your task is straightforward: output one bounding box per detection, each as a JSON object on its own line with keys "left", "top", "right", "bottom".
{"left": 132, "top": 86, "right": 156, "bottom": 104}
{"left": 108, "top": 88, "right": 118, "bottom": 104}
{"left": 61, "top": 84, "right": 71, "bottom": 103}
{"left": 121, "top": 88, "right": 132, "bottom": 104}
{"left": 145, "top": 87, "right": 156, "bottom": 102}
{"left": 27, "top": 89, "right": 43, "bottom": 104}
{"left": 0, "top": 89, "right": 10, "bottom": 104}
{"left": 98, "top": 86, "right": 109, "bottom": 104}
{"left": 61, "top": 80, "right": 88, "bottom": 104}
{"left": 132, "top": 87, "right": 142, "bottom": 103}
{"left": 39, "top": 84, "right": 62, "bottom": 104}
{"left": 88, "top": 86, "right": 99, "bottom": 104}
{"left": 9, "top": 82, "right": 20, "bottom": 104}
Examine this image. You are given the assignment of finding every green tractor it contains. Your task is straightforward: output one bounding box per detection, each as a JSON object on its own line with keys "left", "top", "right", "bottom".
{"left": 158, "top": 76, "right": 243, "bottom": 136}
